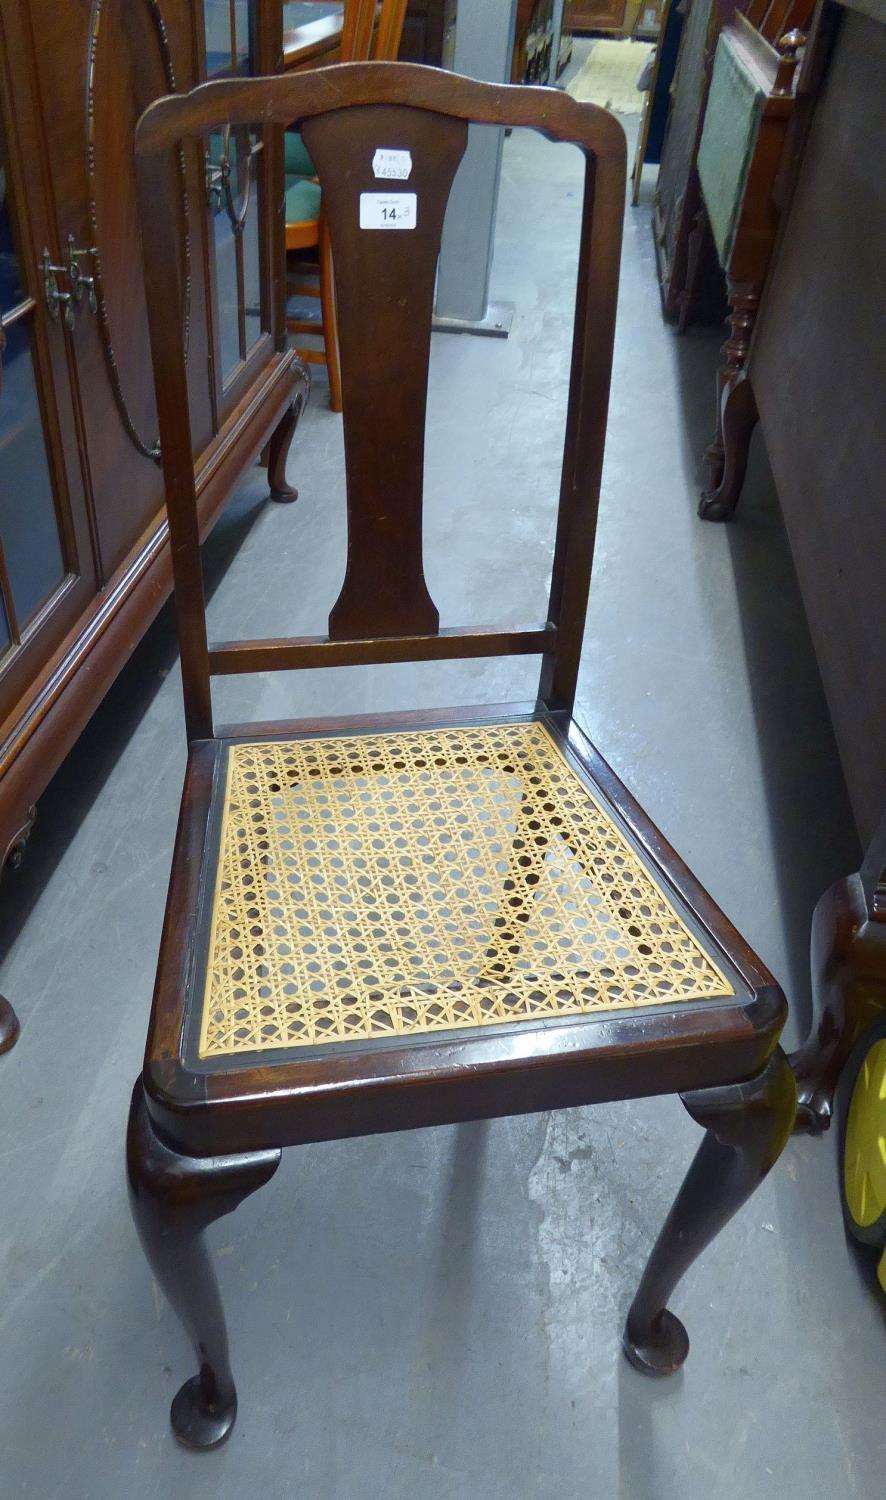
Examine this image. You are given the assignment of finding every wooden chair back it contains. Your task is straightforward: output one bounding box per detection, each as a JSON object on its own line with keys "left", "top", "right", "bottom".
{"left": 134, "top": 64, "right": 626, "bottom": 743}
{"left": 342, "top": 0, "right": 409, "bottom": 62}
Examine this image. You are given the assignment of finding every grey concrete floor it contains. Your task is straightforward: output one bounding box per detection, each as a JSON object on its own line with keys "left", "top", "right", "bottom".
{"left": 1, "top": 119, "right": 883, "bottom": 1499}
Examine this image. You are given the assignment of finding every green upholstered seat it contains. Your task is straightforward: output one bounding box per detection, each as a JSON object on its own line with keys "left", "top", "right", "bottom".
{"left": 285, "top": 129, "right": 316, "bottom": 179}
{"left": 285, "top": 174, "right": 322, "bottom": 224}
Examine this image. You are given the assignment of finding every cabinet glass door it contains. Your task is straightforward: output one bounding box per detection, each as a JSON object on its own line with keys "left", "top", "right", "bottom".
{"left": 0, "top": 119, "right": 68, "bottom": 657}
{"left": 203, "top": 1, "right": 270, "bottom": 402}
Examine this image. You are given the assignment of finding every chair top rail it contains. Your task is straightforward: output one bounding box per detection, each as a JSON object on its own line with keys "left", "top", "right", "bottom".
{"left": 135, "top": 60, "right": 626, "bottom": 160}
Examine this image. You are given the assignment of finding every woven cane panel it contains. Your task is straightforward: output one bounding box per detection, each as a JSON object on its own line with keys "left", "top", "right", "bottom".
{"left": 198, "top": 723, "right": 734, "bottom": 1058}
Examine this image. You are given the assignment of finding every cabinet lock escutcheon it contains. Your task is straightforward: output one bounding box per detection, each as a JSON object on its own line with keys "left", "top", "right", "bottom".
{"left": 66, "top": 236, "right": 97, "bottom": 313}
{"left": 205, "top": 150, "right": 230, "bottom": 211}
{"left": 41, "top": 248, "right": 74, "bottom": 330}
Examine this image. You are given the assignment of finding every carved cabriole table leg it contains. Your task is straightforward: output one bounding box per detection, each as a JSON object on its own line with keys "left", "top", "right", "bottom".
{"left": 623, "top": 1048, "right": 796, "bottom": 1375}
{"left": 267, "top": 367, "right": 311, "bottom": 504}
{"left": 0, "top": 804, "right": 37, "bottom": 1054}
{"left": 126, "top": 1084, "right": 281, "bottom": 1449}
{"left": 698, "top": 278, "right": 760, "bottom": 522}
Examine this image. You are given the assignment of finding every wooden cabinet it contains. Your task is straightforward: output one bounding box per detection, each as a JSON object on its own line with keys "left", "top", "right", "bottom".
{"left": 0, "top": 0, "right": 304, "bottom": 874}
{"left": 570, "top": 0, "right": 628, "bottom": 32}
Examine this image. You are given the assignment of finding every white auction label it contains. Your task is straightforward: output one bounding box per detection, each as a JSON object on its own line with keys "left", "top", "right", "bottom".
{"left": 359, "top": 192, "right": 417, "bottom": 230}
{"left": 372, "top": 148, "right": 412, "bottom": 180}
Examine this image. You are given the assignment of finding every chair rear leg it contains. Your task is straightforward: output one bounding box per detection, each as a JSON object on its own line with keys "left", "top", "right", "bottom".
{"left": 126, "top": 1083, "right": 281, "bottom": 1449}
{"left": 623, "top": 1048, "right": 796, "bottom": 1375}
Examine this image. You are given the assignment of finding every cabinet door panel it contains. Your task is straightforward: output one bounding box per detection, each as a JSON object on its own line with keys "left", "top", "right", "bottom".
{"left": 201, "top": 1, "right": 276, "bottom": 419}
{"left": 0, "top": 317, "right": 65, "bottom": 623}
{"left": 0, "top": 19, "right": 95, "bottom": 726}
{"left": 27, "top": 0, "right": 215, "bottom": 579}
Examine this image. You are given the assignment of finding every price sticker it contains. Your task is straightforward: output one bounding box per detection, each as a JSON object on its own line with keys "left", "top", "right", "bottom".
{"left": 359, "top": 192, "right": 417, "bottom": 230}
{"left": 372, "top": 148, "right": 412, "bottom": 180}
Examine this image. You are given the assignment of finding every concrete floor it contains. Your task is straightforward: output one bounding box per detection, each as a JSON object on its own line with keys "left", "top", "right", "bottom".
{"left": 1, "top": 117, "right": 883, "bottom": 1499}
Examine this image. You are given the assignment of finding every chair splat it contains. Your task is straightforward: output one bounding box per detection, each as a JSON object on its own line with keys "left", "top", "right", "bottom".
{"left": 302, "top": 104, "right": 468, "bottom": 640}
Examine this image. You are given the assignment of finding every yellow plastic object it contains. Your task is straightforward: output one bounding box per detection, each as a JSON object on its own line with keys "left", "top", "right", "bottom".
{"left": 843, "top": 1038, "right": 886, "bottom": 1229}
{"left": 198, "top": 722, "right": 735, "bottom": 1058}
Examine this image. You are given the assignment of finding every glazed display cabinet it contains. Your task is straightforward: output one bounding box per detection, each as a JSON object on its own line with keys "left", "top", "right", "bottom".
{"left": 0, "top": 0, "right": 305, "bottom": 1036}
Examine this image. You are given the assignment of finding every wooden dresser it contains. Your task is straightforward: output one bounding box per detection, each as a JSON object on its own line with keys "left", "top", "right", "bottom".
{"left": 571, "top": 0, "right": 628, "bottom": 29}
{"left": 0, "top": 2, "right": 304, "bottom": 884}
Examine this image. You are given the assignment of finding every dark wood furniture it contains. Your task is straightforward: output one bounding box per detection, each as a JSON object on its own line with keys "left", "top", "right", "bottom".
{"left": 792, "top": 814, "right": 886, "bottom": 1135}
{"left": 652, "top": 0, "right": 721, "bottom": 318}
{"left": 571, "top": 0, "right": 629, "bottom": 29}
{"left": 731, "top": 0, "right": 886, "bottom": 853}
{"left": 285, "top": 0, "right": 409, "bottom": 410}
{"left": 399, "top": 0, "right": 458, "bottom": 66}
{"left": 692, "top": 3, "right": 886, "bottom": 1240}
{"left": 708, "top": 0, "right": 886, "bottom": 1139}
{"left": 692, "top": 9, "right": 809, "bottom": 516}
{"left": 0, "top": 0, "right": 306, "bottom": 1043}
{"left": 652, "top": 0, "right": 812, "bottom": 330}
{"left": 282, "top": 2, "right": 345, "bottom": 69}
{"left": 283, "top": 0, "right": 449, "bottom": 71}
{"left": 128, "top": 60, "right": 795, "bottom": 1450}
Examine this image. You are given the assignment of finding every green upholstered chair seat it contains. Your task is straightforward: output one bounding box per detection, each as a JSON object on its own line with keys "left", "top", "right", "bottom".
{"left": 285, "top": 129, "right": 316, "bottom": 178}
{"left": 285, "top": 174, "right": 322, "bottom": 225}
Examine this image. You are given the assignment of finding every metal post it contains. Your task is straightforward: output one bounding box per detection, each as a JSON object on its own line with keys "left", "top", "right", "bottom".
{"left": 433, "top": 0, "right": 518, "bottom": 337}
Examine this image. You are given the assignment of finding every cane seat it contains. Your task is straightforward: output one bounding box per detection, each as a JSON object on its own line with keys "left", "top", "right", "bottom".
{"left": 195, "top": 719, "right": 734, "bottom": 1063}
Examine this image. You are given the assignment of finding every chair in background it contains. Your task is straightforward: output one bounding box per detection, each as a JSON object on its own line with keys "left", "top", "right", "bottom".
{"left": 129, "top": 61, "right": 796, "bottom": 1450}
{"left": 285, "top": 0, "right": 408, "bottom": 410}
{"left": 690, "top": 6, "right": 811, "bottom": 518}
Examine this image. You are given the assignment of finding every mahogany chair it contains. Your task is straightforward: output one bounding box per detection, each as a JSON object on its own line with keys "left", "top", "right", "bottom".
{"left": 692, "top": 5, "right": 813, "bottom": 519}
{"left": 285, "top": 0, "right": 408, "bottom": 410}
{"left": 128, "top": 62, "right": 797, "bottom": 1450}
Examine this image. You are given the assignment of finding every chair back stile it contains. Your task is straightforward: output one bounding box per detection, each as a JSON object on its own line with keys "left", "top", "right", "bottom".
{"left": 134, "top": 64, "right": 626, "bottom": 746}
{"left": 340, "top": 0, "right": 374, "bottom": 61}
{"left": 373, "top": 0, "right": 409, "bottom": 59}
{"left": 341, "top": 0, "right": 408, "bottom": 63}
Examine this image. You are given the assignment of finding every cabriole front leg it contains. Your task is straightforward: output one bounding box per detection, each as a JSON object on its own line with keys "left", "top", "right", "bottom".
{"left": 126, "top": 1083, "right": 281, "bottom": 1449}
{"left": 698, "top": 371, "right": 758, "bottom": 522}
{"left": 623, "top": 1048, "right": 796, "bottom": 1376}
